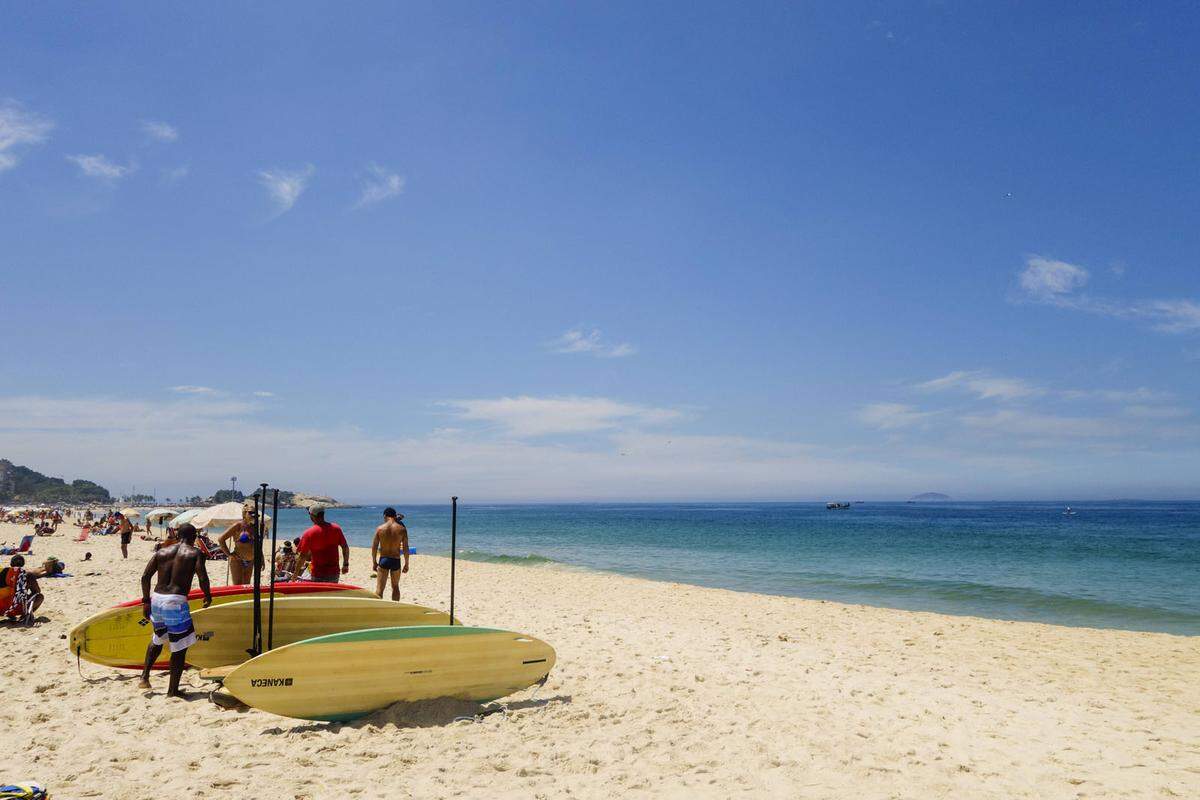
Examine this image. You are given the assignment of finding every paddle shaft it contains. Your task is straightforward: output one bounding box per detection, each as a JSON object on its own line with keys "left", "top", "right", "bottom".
{"left": 267, "top": 488, "right": 279, "bottom": 650}
{"left": 449, "top": 496, "right": 457, "bottom": 625}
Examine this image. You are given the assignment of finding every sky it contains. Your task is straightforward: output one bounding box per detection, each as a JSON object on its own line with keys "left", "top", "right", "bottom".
{"left": 1, "top": 2, "right": 1198, "bottom": 502}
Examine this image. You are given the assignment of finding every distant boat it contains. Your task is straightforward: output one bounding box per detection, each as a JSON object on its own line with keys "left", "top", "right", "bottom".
{"left": 826, "top": 502, "right": 851, "bottom": 510}
{"left": 1063, "top": 507, "right": 1078, "bottom": 516}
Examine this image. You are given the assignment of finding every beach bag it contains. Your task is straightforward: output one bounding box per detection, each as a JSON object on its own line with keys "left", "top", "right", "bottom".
{"left": 0, "top": 784, "right": 48, "bottom": 799}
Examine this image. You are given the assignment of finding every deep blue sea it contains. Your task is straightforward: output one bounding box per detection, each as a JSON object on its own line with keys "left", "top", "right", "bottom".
{"left": 268, "top": 502, "right": 1200, "bottom": 635}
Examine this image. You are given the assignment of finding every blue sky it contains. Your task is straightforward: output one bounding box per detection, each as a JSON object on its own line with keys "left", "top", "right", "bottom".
{"left": 2, "top": 2, "right": 1198, "bottom": 501}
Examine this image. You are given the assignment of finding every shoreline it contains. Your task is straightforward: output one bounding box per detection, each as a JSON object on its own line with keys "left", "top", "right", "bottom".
{"left": 1, "top": 521, "right": 1197, "bottom": 798}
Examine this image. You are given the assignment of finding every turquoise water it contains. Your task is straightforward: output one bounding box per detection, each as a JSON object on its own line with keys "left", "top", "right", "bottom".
{"left": 269, "top": 502, "right": 1200, "bottom": 635}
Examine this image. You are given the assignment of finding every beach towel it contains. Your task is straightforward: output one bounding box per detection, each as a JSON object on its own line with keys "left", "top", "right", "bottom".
{"left": 0, "top": 784, "right": 48, "bottom": 799}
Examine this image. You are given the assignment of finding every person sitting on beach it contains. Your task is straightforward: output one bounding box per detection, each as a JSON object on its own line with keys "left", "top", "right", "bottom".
{"left": 275, "top": 540, "right": 298, "bottom": 580}
{"left": 217, "top": 502, "right": 259, "bottom": 584}
{"left": 138, "top": 523, "right": 211, "bottom": 698}
{"left": 294, "top": 505, "right": 348, "bottom": 583}
{"left": 371, "top": 507, "right": 409, "bottom": 601}
{"left": 0, "top": 555, "right": 44, "bottom": 624}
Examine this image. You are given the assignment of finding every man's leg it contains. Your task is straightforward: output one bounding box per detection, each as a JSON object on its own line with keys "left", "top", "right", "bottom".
{"left": 121, "top": 539, "right": 128, "bottom": 558}
{"left": 375, "top": 567, "right": 387, "bottom": 598}
{"left": 390, "top": 568, "right": 401, "bottom": 602}
{"left": 140, "top": 641, "right": 164, "bottom": 688}
{"left": 167, "top": 648, "right": 187, "bottom": 697}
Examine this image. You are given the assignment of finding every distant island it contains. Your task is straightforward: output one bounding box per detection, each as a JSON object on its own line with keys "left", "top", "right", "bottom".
{"left": 909, "top": 492, "right": 952, "bottom": 502}
{"left": 0, "top": 458, "right": 112, "bottom": 504}
{"left": 215, "top": 488, "right": 354, "bottom": 509}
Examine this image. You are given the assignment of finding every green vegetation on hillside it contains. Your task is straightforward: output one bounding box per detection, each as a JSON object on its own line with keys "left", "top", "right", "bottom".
{"left": 0, "top": 459, "right": 112, "bottom": 504}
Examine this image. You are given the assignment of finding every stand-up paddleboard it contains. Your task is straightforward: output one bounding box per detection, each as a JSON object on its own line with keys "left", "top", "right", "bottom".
{"left": 69, "top": 583, "right": 374, "bottom": 670}
{"left": 187, "top": 596, "right": 458, "bottom": 668}
{"left": 223, "top": 625, "right": 556, "bottom": 721}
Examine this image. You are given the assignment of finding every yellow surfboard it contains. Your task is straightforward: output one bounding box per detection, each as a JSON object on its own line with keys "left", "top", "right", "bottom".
{"left": 69, "top": 583, "right": 376, "bottom": 670}
{"left": 223, "top": 626, "right": 556, "bottom": 721}
{"left": 187, "top": 596, "right": 457, "bottom": 668}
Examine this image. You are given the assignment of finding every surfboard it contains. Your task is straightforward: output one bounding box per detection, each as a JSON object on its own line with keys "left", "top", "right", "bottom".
{"left": 222, "top": 625, "right": 556, "bottom": 721}
{"left": 186, "top": 596, "right": 457, "bottom": 668}
{"left": 69, "top": 583, "right": 374, "bottom": 670}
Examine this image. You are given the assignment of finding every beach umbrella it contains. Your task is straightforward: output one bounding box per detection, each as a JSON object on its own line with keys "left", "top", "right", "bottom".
{"left": 169, "top": 508, "right": 202, "bottom": 527}
{"left": 145, "top": 508, "right": 178, "bottom": 522}
{"left": 119, "top": 507, "right": 142, "bottom": 518}
{"left": 190, "top": 501, "right": 270, "bottom": 530}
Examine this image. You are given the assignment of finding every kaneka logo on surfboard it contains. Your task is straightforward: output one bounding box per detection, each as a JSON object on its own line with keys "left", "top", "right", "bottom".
{"left": 195, "top": 631, "right": 214, "bottom": 641}
{"left": 249, "top": 677, "right": 294, "bottom": 688}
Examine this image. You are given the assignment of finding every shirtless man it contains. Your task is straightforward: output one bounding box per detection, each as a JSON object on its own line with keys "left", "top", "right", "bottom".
{"left": 138, "top": 523, "right": 211, "bottom": 698}
{"left": 217, "top": 503, "right": 258, "bottom": 585}
{"left": 117, "top": 513, "right": 134, "bottom": 559}
{"left": 370, "top": 507, "right": 409, "bottom": 600}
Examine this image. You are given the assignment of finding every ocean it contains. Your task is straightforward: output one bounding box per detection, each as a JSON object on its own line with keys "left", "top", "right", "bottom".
{"left": 267, "top": 501, "right": 1200, "bottom": 635}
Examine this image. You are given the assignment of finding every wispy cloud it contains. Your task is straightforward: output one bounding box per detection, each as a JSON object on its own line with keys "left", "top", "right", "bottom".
{"left": 549, "top": 328, "right": 637, "bottom": 358}
{"left": 858, "top": 403, "right": 936, "bottom": 430}
{"left": 169, "top": 385, "right": 216, "bottom": 395}
{"left": 253, "top": 391, "right": 275, "bottom": 398}
{"left": 0, "top": 101, "right": 53, "bottom": 173}
{"left": 1016, "top": 255, "right": 1200, "bottom": 334}
{"left": 443, "top": 395, "right": 680, "bottom": 437}
{"left": 0, "top": 392, "right": 918, "bottom": 502}
{"left": 67, "top": 153, "right": 134, "bottom": 180}
{"left": 355, "top": 163, "right": 404, "bottom": 208}
{"left": 917, "top": 370, "right": 1041, "bottom": 401}
{"left": 141, "top": 120, "right": 178, "bottom": 142}
{"left": 258, "top": 164, "right": 314, "bottom": 216}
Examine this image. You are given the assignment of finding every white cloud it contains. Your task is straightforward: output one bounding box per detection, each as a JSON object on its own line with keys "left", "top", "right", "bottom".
{"left": 253, "top": 391, "right": 275, "bottom": 398}
{"left": 0, "top": 393, "right": 920, "bottom": 502}
{"left": 169, "top": 385, "right": 216, "bottom": 395}
{"left": 141, "top": 120, "right": 178, "bottom": 142}
{"left": 1018, "top": 256, "right": 1090, "bottom": 303}
{"left": 858, "top": 403, "right": 935, "bottom": 430}
{"left": 1133, "top": 299, "right": 1200, "bottom": 334}
{"left": 443, "top": 395, "right": 680, "bottom": 437}
{"left": 67, "top": 153, "right": 134, "bottom": 180}
{"left": 258, "top": 164, "right": 314, "bottom": 216}
{"left": 550, "top": 328, "right": 637, "bottom": 358}
{"left": 1016, "top": 255, "right": 1200, "bottom": 334}
{"left": 917, "top": 370, "right": 1041, "bottom": 401}
{"left": 355, "top": 163, "right": 404, "bottom": 208}
{"left": 0, "top": 101, "right": 53, "bottom": 173}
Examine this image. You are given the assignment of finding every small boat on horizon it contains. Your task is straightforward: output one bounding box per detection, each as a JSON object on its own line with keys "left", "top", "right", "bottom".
{"left": 826, "top": 501, "right": 851, "bottom": 510}
{"left": 1063, "top": 506, "right": 1078, "bottom": 516}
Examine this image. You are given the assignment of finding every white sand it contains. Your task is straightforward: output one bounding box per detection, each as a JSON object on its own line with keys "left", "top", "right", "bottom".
{"left": 0, "top": 520, "right": 1197, "bottom": 799}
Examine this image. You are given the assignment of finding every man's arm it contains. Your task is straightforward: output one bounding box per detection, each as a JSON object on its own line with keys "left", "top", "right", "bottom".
{"left": 340, "top": 539, "right": 351, "bottom": 574}
{"left": 140, "top": 553, "right": 157, "bottom": 619}
{"left": 400, "top": 525, "right": 410, "bottom": 573}
{"left": 371, "top": 529, "right": 380, "bottom": 570}
{"left": 196, "top": 553, "right": 212, "bottom": 607}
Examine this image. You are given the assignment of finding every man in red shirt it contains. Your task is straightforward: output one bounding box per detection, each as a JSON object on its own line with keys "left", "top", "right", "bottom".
{"left": 295, "top": 505, "right": 349, "bottom": 583}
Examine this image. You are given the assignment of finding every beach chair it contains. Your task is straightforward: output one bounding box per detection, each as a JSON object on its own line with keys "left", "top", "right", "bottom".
{"left": 0, "top": 536, "right": 33, "bottom": 556}
{"left": 74, "top": 527, "right": 91, "bottom": 543}
{"left": 197, "top": 533, "right": 228, "bottom": 561}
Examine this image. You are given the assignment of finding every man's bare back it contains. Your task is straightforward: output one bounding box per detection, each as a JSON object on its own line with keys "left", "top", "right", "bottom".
{"left": 371, "top": 509, "right": 409, "bottom": 601}
{"left": 150, "top": 541, "right": 206, "bottom": 596}
{"left": 375, "top": 519, "right": 408, "bottom": 559}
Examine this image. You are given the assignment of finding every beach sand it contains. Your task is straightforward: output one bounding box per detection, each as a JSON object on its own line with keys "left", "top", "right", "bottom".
{"left": 0, "top": 520, "right": 1196, "bottom": 799}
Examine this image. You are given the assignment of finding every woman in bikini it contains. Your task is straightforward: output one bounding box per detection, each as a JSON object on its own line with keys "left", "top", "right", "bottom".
{"left": 216, "top": 502, "right": 258, "bottom": 585}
